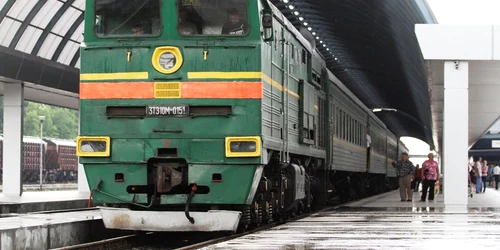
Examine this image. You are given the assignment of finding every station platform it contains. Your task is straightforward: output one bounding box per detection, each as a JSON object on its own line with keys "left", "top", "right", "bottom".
{"left": 202, "top": 188, "right": 500, "bottom": 249}
{"left": 0, "top": 209, "right": 122, "bottom": 249}
{"left": 344, "top": 186, "right": 500, "bottom": 210}
{"left": 0, "top": 190, "right": 90, "bottom": 214}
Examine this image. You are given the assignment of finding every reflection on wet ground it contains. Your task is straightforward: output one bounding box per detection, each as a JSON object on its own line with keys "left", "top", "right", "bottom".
{"left": 200, "top": 190, "right": 500, "bottom": 249}
{"left": 336, "top": 206, "right": 500, "bottom": 213}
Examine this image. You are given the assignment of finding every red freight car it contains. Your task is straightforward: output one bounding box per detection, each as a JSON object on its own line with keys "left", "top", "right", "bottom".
{"left": 43, "top": 138, "right": 78, "bottom": 183}
{"left": 22, "top": 136, "right": 47, "bottom": 183}
{"left": 0, "top": 136, "right": 77, "bottom": 184}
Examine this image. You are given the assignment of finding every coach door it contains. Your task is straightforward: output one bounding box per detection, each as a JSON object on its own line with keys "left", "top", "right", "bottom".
{"left": 366, "top": 119, "right": 372, "bottom": 170}
{"left": 329, "top": 103, "right": 335, "bottom": 164}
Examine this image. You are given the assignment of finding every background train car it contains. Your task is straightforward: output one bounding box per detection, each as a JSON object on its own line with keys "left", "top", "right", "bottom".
{"left": 328, "top": 71, "right": 369, "bottom": 201}
{"left": 386, "top": 132, "right": 399, "bottom": 176}
{"left": 368, "top": 117, "right": 389, "bottom": 175}
{"left": 43, "top": 138, "right": 78, "bottom": 183}
{"left": 0, "top": 136, "right": 77, "bottom": 185}
{"left": 21, "top": 136, "right": 47, "bottom": 183}
{"left": 386, "top": 131, "right": 399, "bottom": 189}
{"left": 326, "top": 71, "right": 395, "bottom": 200}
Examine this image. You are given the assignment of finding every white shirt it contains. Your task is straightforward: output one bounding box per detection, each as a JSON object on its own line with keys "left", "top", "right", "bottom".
{"left": 493, "top": 166, "right": 500, "bottom": 175}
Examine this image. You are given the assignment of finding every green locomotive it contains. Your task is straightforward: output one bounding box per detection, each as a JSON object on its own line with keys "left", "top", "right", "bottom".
{"left": 78, "top": 0, "right": 406, "bottom": 232}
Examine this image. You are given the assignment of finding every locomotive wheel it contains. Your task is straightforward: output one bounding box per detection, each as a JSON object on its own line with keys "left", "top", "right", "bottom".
{"left": 237, "top": 224, "right": 248, "bottom": 233}
{"left": 237, "top": 206, "right": 251, "bottom": 233}
{"left": 264, "top": 202, "right": 273, "bottom": 224}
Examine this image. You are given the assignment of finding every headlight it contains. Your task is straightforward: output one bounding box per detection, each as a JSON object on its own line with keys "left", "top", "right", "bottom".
{"left": 76, "top": 136, "right": 110, "bottom": 157}
{"left": 225, "top": 136, "right": 261, "bottom": 158}
{"left": 159, "top": 52, "right": 176, "bottom": 71}
{"left": 230, "top": 141, "right": 257, "bottom": 152}
{"left": 152, "top": 46, "right": 183, "bottom": 74}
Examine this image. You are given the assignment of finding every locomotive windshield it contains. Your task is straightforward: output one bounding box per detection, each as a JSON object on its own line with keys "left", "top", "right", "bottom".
{"left": 177, "top": 0, "right": 249, "bottom": 36}
{"left": 94, "top": 0, "right": 161, "bottom": 37}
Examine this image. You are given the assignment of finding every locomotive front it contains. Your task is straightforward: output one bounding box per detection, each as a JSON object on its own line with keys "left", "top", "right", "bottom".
{"left": 78, "top": 0, "right": 268, "bottom": 232}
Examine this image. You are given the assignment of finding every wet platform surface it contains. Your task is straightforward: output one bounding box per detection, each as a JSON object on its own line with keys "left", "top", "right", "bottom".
{"left": 0, "top": 190, "right": 89, "bottom": 204}
{"left": 343, "top": 186, "right": 500, "bottom": 209}
{"left": 0, "top": 209, "right": 101, "bottom": 231}
{"left": 201, "top": 188, "right": 500, "bottom": 249}
{"left": 0, "top": 190, "right": 90, "bottom": 214}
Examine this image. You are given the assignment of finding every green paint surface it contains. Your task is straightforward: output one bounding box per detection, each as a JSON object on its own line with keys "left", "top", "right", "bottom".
{"left": 85, "top": 163, "right": 257, "bottom": 205}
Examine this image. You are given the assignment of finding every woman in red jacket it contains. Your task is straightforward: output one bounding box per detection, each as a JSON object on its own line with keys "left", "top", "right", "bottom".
{"left": 413, "top": 164, "right": 424, "bottom": 192}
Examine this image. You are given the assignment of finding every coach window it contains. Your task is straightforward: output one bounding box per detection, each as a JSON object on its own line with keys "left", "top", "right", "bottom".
{"left": 358, "top": 123, "right": 362, "bottom": 146}
{"left": 361, "top": 126, "right": 365, "bottom": 147}
{"left": 338, "top": 110, "right": 342, "bottom": 139}
{"left": 345, "top": 113, "right": 348, "bottom": 141}
{"left": 349, "top": 116, "right": 353, "bottom": 143}
{"left": 343, "top": 113, "right": 347, "bottom": 141}
{"left": 177, "top": 0, "right": 249, "bottom": 36}
{"left": 352, "top": 118, "right": 355, "bottom": 144}
{"left": 345, "top": 115, "right": 349, "bottom": 142}
{"left": 94, "top": 0, "right": 161, "bottom": 37}
{"left": 347, "top": 116, "right": 351, "bottom": 143}
{"left": 336, "top": 108, "right": 340, "bottom": 138}
{"left": 340, "top": 111, "right": 344, "bottom": 140}
{"left": 354, "top": 120, "right": 358, "bottom": 145}
{"left": 355, "top": 122, "right": 359, "bottom": 145}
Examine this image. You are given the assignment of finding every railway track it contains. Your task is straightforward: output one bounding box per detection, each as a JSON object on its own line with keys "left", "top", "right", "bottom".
{"left": 51, "top": 231, "right": 231, "bottom": 250}
{"left": 0, "top": 183, "right": 77, "bottom": 192}
{"left": 55, "top": 200, "right": 346, "bottom": 250}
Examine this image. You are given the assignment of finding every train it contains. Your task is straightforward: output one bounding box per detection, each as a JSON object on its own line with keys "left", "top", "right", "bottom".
{"left": 0, "top": 136, "right": 78, "bottom": 184}
{"left": 78, "top": 0, "right": 409, "bottom": 233}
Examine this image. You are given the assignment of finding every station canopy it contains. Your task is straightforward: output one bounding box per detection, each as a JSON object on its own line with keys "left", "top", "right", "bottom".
{"left": 273, "top": 0, "right": 437, "bottom": 148}
{"left": 0, "top": 0, "right": 84, "bottom": 93}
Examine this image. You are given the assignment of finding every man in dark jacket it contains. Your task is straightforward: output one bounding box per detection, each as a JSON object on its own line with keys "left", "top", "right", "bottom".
{"left": 392, "top": 153, "right": 416, "bottom": 202}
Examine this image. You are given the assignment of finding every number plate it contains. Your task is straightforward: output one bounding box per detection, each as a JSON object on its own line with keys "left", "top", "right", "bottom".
{"left": 146, "top": 105, "right": 190, "bottom": 117}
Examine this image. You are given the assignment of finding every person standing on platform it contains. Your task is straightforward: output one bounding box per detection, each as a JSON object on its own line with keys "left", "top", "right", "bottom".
{"left": 470, "top": 163, "right": 477, "bottom": 194}
{"left": 392, "top": 153, "right": 415, "bottom": 202}
{"left": 493, "top": 165, "right": 500, "bottom": 190}
{"left": 420, "top": 153, "right": 439, "bottom": 202}
{"left": 474, "top": 157, "right": 483, "bottom": 193}
{"left": 413, "top": 164, "right": 423, "bottom": 192}
{"left": 474, "top": 164, "right": 482, "bottom": 193}
{"left": 481, "top": 160, "right": 488, "bottom": 192}
{"left": 488, "top": 164, "right": 494, "bottom": 187}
